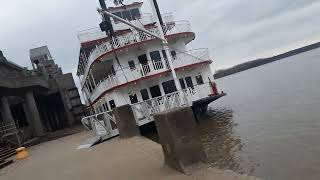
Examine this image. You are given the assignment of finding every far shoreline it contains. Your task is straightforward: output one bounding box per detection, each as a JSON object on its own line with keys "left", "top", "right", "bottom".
{"left": 214, "top": 41, "right": 320, "bottom": 79}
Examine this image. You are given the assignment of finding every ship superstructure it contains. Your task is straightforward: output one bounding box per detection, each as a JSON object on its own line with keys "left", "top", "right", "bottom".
{"left": 77, "top": 1, "right": 224, "bottom": 137}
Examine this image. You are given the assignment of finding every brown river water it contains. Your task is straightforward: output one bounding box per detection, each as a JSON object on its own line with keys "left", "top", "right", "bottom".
{"left": 200, "top": 48, "right": 320, "bottom": 180}
{"left": 142, "top": 48, "right": 320, "bottom": 180}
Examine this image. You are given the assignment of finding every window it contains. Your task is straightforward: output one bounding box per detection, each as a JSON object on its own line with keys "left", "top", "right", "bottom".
{"left": 130, "top": 8, "right": 141, "bottom": 20}
{"left": 179, "top": 78, "right": 186, "bottom": 89}
{"left": 149, "top": 85, "right": 162, "bottom": 98}
{"left": 150, "top": 51, "right": 163, "bottom": 70}
{"left": 108, "top": 65, "right": 116, "bottom": 76}
{"left": 185, "top": 76, "right": 194, "bottom": 88}
{"left": 129, "top": 94, "right": 138, "bottom": 104}
{"left": 99, "top": 106, "right": 104, "bottom": 113}
{"left": 161, "top": 50, "right": 170, "bottom": 68}
{"left": 171, "top": 51, "right": 177, "bottom": 59}
{"left": 138, "top": 54, "right": 148, "bottom": 64}
{"left": 138, "top": 54, "right": 150, "bottom": 74}
{"left": 109, "top": 100, "right": 116, "bottom": 109}
{"left": 162, "top": 80, "right": 177, "bottom": 94}
{"left": 103, "top": 103, "right": 109, "bottom": 111}
{"left": 150, "top": 51, "right": 161, "bottom": 61}
{"left": 195, "top": 75, "right": 204, "bottom": 85}
{"left": 128, "top": 60, "right": 136, "bottom": 70}
{"left": 122, "top": 10, "right": 132, "bottom": 21}
{"left": 140, "top": 89, "right": 150, "bottom": 101}
{"left": 161, "top": 50, "right": 167, "bottom": 59}
{"left": 113, "top": 12, "right": 123, "bottom": 23}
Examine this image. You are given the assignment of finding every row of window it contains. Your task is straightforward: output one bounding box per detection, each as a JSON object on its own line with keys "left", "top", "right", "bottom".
{"left": 86, "top": 50, "right": 177, "bottom": 95}
{"left": 112, "top": 8, "right": 141, "bottom": 23}
{"left": 93, "top": 74, "right": 204, "bottom": 113}
{"left": 127, "top": 50, "right": 177, "bottom": 70}
{"left": 129, "top": 75, "right": 204, "bottom": 104}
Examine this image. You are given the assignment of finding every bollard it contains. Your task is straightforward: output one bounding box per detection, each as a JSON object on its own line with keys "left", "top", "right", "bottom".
{"left": 113, "top": 104, "right": 140, "bottom": 138}
{"left": 154, "top": 107, "right": 207, "bottom": 173}
{"left": 16, "top": 147, "right": 29, "bottom": 160}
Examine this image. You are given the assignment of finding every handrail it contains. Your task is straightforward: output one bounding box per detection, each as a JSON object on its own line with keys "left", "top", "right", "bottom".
{"left": 86, "top": 49, "right": 211, "bottom": 102}
{"left": 83, "top": 82, "right": 213, "bottom": 129}
{"left": 81, "top": 110, "right": 118, "bottom": 138}
{"left": 79, "top": 21, "right": 193, "bottom": 88}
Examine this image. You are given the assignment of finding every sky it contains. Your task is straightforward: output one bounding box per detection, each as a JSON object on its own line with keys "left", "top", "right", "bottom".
{"left": 1, "top": 0, "right": 320, "bottom": 76}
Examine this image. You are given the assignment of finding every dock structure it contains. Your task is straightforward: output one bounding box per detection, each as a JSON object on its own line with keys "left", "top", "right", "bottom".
{"left": 0, "top": 48, "right": 85, "bottom": 148}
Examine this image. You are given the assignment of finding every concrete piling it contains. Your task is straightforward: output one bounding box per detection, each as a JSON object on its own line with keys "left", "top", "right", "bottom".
{"left": 154, "top": 107, "right": 207, "bottom": 173}
{"left": 113, "top": 104, "right": 140, "bottom": 138}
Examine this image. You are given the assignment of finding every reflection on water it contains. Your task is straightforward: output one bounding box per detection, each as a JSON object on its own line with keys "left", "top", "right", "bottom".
{"left": 198, "top": 107, "right": 256, "bottom": 174}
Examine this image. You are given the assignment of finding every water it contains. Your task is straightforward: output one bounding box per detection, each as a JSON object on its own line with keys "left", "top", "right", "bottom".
{"left": 199, "top": 48, "right": 320, "bottom": 180}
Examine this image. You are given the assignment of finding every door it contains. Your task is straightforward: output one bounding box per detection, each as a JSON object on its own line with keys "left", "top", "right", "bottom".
{"left": 149, "top": 85, "right": 162, "bottom": 98}
{"left": 150, "top": 51, "right": 163, "bottom": 70}
{"left": 185, "top": 76, "right": 194, "bottom": 88}
{"left": 162, "top": 80, "right": 177, "bottom": 94}
{"left": 138, "top": 54, "right": 150, "bottom": 75}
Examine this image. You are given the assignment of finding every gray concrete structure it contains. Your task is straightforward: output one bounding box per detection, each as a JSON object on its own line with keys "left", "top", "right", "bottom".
{"left": 0, "top": 97, "right": 15, "bottom": 125}
{"left": 0, "top": 47, "right": 85, "bottom": 146}
{"left": 154, "top": 107, "right": 207, "bottom": 173}
{"left": 113, "top": 104, "right": 140, "bottom": 138}
{"left": 25, "top": 91, "right": 45, "bottom": 137}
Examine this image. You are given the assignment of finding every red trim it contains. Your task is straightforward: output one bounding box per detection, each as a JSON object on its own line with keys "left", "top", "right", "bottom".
{"left": 82, "top": 31, "right": 194, "bottom": 77}
{"left": 88, "top": 60, "right": 212, "bottom": 107}
{"left": 80, "top": 24, "right": 157, "bottom": 48}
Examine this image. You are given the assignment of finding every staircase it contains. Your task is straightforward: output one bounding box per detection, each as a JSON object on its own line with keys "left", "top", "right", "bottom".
{"left": 0, "top": 123, "right": 19, "bottom": 169}
{"left": 0, "top": 146, "right": 15, "bottom": 169}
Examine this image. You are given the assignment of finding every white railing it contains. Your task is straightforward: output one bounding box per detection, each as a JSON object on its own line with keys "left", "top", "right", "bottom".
{"left": 89, "top": 49, "right": 211, "bottom": 102}
{"left": 112, "top": 13, "right": 155, "bottom": 31}
{"left": 78, "top": 28, "right": 107, "bottom": 44}
{"left": 132, "top": 83, "right": 213, "bottom": 126}
{"left": 173, "top": 48, "right": 211, "bottom": 67}
{"left": 162, "top": 13, "right": 174, "bottom": 23}
{"left": 78, "top": 13, "right": 175, "bottom": 44}
{"left": 82, "top": 83, "right": 213, "bottom": 133}
{"left": 80, "top": 21, "right": 192, "bottom": 88}
{"left": 90, "top": 58, "right": 167, "bottom": 101}
{"left": 81, "top": 110, "right": 119, "bottom": 139}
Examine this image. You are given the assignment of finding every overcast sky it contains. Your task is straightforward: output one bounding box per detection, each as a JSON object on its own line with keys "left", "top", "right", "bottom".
{"left": 1, "top": 0, "right": 320, "bottom": 76}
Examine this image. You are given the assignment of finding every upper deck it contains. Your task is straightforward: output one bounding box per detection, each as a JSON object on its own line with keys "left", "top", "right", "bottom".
{"left": 78, "top": 13, "right": 174, "bottom": 45}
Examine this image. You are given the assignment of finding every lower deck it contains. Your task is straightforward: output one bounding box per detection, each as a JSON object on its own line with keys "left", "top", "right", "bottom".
{"left": 90, "top": 65, "right": 214, "bottom": 114}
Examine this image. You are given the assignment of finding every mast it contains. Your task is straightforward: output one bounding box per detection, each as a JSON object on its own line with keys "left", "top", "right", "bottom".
{"left": 148, "top": 0, "right": 181, "bottom": 90}
{"left": 97, "top": 0, "right": 181, "bottom": 91}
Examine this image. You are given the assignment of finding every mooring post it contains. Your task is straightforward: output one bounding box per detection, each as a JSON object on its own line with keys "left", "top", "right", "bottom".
{"left": 154, "top": 107, "right": 207, "bottom": 173}
{"left": 113, "top": 104, "right": 140, "bottom": 138}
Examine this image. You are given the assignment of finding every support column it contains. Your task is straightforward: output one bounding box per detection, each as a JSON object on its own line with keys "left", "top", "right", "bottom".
{"left": 154, "top": 107, "right": 207, "bottom": 173}
{"left": 25, "top": 91, "right": 45, "bottom": 137}
{"left": 22, "top": 102, "right": 34, "bottom": 130}
{"left": 0, "top": 96, "right": 15, "bottom": 125}
{"left": 113, "top": 104, "right": 140, "bottom": 138}
{"left": 58, "top": 88, "right": 75, "bottom": 127}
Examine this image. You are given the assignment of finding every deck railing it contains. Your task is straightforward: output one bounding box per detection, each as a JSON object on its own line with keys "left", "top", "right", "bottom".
{"left": 81, "top": 110, "right": 119, "bottom": 138}
{"left": 82, "top": 83, "right": 213, "bottom": 137}
{"left": 80, "top": 21, "right": 192, "bottom": 88}
{"left": 88, "top": 49, "right": 211, "bottom": 102}
{"left": 81, "top": 82, "right": 213, "bottom": 136}
{"left": 132, "top": 82, "right": 213, "bottom": 126}
{"left": 78, "top": 13, "right": 175, "bottom": 44}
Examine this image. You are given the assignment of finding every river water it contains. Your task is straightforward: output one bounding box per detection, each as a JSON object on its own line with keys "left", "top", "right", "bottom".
{"left": 199, "top": 48, "right": 320, "bottom": 180}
